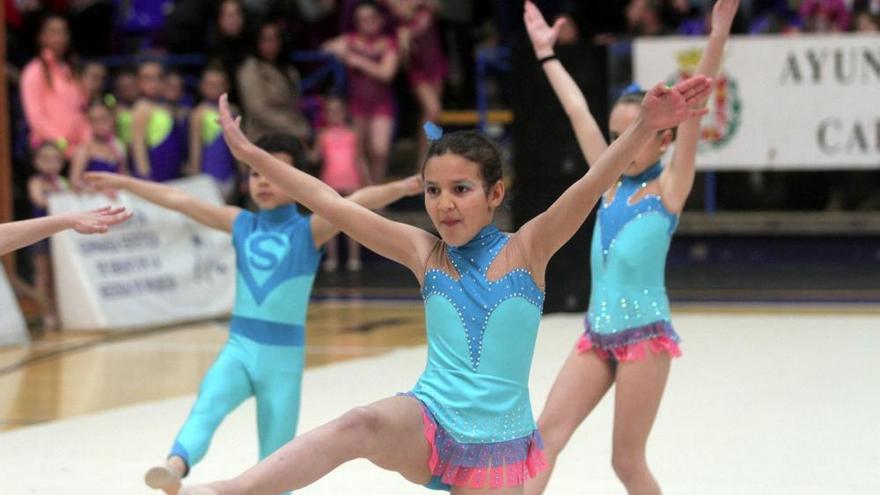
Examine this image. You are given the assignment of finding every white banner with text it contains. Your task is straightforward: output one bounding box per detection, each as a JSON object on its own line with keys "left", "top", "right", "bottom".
{"left": 634, "top": 34, "right": 880, "bottom": 170}
{"left": 49, "top": 175, "right": 235, "bottom": 330}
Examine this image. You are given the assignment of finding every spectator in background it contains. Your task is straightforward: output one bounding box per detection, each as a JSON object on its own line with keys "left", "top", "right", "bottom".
{"left": 799, "top": 0, "right": 851, "bottom": 32}
{"left": 112, "top": 69, "right": 139, "bottom": 146}
{"left": 78, "top": 60, "right": 106, "bottom": 103}
{"left": 208, "top": 0, "right": 254, "bottom": 103}
{"left": 131, "top": 60, "right": 185, "bottom": 182}
{"left": 387, "top": 0, "right": 448, "bottom": 163}
{"left": 853, "top": 0, "right": 880, "bottom": 16}
{"left": 162, "top": 70, "right": 191, "bottom": 168}
{"left": 70, "top": 99, "right": 128, "bottom": 191}
{"left": 237, "top": 20, "right": 310, "bottom": 142}
{"left": 27, "top": 141, "right": 70, "bottom": 332}
{"left": 626, "top": 0, "right": 670, "bottom": 36}
{"left": 313, "top": 95, "right": 368, "bottom": 272}
{"left": 854, "top": 10, "right": 879, "bottom": 31}
{"left": 749, "top": 0, "right": 803, "bottom": 33}
{"left": 323, "top": 1, "right": 399, "bottom": 183}
{"left": 20, "top": 15, "right": 90, "bottom": 157}
{"left": 190, "top": 65, "right": 239, "bottom": 201}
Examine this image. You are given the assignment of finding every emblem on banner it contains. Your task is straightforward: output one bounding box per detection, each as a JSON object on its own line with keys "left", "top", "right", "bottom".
{"left": 668, "top": 48, "right": 742, "bottom": 152}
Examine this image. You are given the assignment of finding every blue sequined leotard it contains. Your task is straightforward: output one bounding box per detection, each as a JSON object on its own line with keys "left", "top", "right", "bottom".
{"left": 578, "top": 162, "right": 682, "bottom": 361}
{"left": 410, "top": 224, "right": 547, "bottom": 490}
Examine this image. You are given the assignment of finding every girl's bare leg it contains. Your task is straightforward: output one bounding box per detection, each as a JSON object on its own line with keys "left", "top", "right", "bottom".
{"left": 180, "top": 396, "right": 432, "bottom": 495}
{"left": 610, "top": 352, "right": 671, "bottom": 495}
{"left": 367, "top": 116, "right": 394, "bottom": 184}
{"left": 525, "top": 347, "right": 615, "bottom": 495}
{"left": 345, "top": 235, "right": 361, "bottom": 271}
{"left": 323, "top": 235, "right": 339, "bottom": 272}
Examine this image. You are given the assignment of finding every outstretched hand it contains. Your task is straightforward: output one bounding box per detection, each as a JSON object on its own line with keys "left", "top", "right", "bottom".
{"left": 523, "top": 0, "right": 565, "bottom": 58}
{"left": 218, "top": 94, "right": 254, "bottom": 162}
{"left": 710, "top": 0, "right": 739, "bottom": 36}
{"left": 69, "top": 206, "right": 132, "bottom": 234}
{"left": 640, "top": 76, "right": 713, "bottom": 131}
{"left": 83, "top": 172, "right": 123, "bottom": 192}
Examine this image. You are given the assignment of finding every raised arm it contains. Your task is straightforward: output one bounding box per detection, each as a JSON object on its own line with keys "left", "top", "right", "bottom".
{"left": 69, "top": 144, "right": 91, "bottom": 191}
{"left": 0, "top": 206, "right": 131, "bottom": 255}
{"left": 310, "top": 175, "right": 422, "bottom": 247}
{"left": 662, "top": 0, "right": 738, "bottom": 213}
{"left": 84, "top": 172, "right": 241, "bottom": 233}
{"left": 219, "top": 94, "right": 436, "bottom": 280}
{"left": 524, "top": 1, "right": 607, "bottom": 166}
{"left": 517, "top": 77, "right": 714, "bottom": 274}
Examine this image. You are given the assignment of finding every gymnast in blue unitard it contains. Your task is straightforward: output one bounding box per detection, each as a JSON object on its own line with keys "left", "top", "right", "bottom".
{"left": 85, "top": 133, "right": 420, "bottom": 495}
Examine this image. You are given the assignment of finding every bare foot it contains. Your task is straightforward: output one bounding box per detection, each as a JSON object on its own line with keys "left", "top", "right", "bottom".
{"left": 145, "top": 464, "right": 181, "bottom": 494}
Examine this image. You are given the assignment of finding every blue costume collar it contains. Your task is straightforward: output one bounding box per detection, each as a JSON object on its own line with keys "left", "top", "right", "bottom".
{"left": 259, "top": 203, "right": 299, "bottom": 224}
{"left": 622, "top": 161, "right": 663, "bottom": 184}
{"left": 447, "top": 224, "right": 504, "bottom": 269}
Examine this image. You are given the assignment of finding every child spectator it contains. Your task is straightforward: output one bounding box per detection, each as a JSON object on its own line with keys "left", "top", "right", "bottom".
{"left": 189, "top": 66, "right": 239, "bottom": 201}
{"left": 70, "top": 100, "right": 128, "bottom": 191}
{"left": 313, "top": 95, "right": 368, "bottom": 271}
{"left": 27, "top": 141, "right": 70, "bottom": 332}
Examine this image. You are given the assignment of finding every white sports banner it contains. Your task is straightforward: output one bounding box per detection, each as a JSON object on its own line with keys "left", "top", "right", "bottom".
{"left": 49, "top": 175, "right": 235, "bottom": 330}
{"left": 0, "top": 266, "right": 29, "bottom": 346}
{"left": 634, "top": 34, "right": 880, "bottom": 170}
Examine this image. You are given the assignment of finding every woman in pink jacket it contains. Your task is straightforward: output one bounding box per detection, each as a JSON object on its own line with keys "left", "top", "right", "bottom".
{"left": 20, "top": 15, "right": 90, "bottom": 156}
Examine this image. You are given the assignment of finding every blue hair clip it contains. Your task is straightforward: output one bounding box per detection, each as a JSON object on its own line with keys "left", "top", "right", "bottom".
{"left": 423, "top": 121, "right": 443, "bottom": 142}
{"left": 621, "top": 83, "right": 643, "bottom": 97}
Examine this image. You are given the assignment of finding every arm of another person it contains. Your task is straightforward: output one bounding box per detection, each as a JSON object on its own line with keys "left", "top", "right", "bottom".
{"left": 310, "top": 175, "right": 422, "bottom": 247}
{"left": 220, "top": 94, "right": 437, "bottom": 281}
{"left": 68, "top": 144, "right": 91, "bottom": 191}
{"left": 187, "top": 105, "right": 205, "bottom": 175}
{"left": 515, "top": 78, "right": 713, "bottom": 278}
{"left": 130, "top": 101, "right": 153, "bottom": 178}
{"left": 524, "top": 1, "right": 607, "bottom": 166}
{"left": 345, "top": 42, "right": 399, "bottom": 83}
{"left": 0, "top": 207, "right": 132, "bottom": 255}
{"left": 661, "top": 0, "right": 738, "bottom": 214}
{"left": 84, "top": 172, "right": 241, "bottom": 233}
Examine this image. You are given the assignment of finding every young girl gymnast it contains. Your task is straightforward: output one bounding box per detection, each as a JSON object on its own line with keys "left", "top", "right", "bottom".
{"left": 177, "top": 66, "right": 711, "bottom": 494}
{"left": 521, "top": 1, "right": 738, "bottom": 493}
{"left": 84, "top": 133, "right": 421, "bottom": 495}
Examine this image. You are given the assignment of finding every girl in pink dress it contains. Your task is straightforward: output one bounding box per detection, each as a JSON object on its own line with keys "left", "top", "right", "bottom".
{"left": 322, "top": 1, "right": 400, "bottom": 184}
{"left": 314, "top": 95, "right": 370, "bottom": 272}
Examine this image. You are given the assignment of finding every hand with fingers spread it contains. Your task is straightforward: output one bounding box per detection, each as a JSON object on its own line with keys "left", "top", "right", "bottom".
{"left": 524, "top": 0, "right": 565, "bottom": 58}
{"left": 640, "top": 76, "right": 713, "bottom": 131}
{"left": 83, "top": 171, "right": 127, "bottom": 192}
{"left": 68, "top": 206, "right": 132, "bottom": 234}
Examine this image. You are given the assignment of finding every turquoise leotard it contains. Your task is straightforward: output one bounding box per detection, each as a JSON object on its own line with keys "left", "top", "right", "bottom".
{"left": 411, "top": 224, "right": 546, "bottom": 490}
{"left": 579, "top": 162, "right": 682, "bottom": 360}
